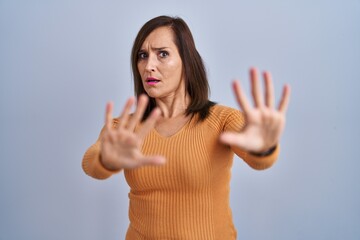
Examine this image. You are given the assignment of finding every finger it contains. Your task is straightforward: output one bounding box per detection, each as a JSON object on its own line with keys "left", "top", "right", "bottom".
{"left": 139, "top": 155, "right": 166, "bottom": 167}
{"left": 278, "top": 84, "right": 291, "bottom": 113}
{"left": 127, "top": 94, "right": 149, "bottom": 131}
{"left": 263, "top": 71, "right": 275, "bottom": 108}
{"left": 105, "top": 101, "right": 113, "bottom": 131}
{"left": 232, "top": 80, "right": 252, "bottom": 113}
{"left": 118, "top": 97, "right": 135, "bottom": 129}
{"left": 250, "top": 67, "right": 264, "bottom": 107}
{"left": 137, "top": 107, "right": 161, "bottom": 139}
{"left": 219, "top": 132, "right": 248, "bottom": 148}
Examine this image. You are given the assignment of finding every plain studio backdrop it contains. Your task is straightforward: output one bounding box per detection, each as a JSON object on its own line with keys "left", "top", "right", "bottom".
{"left": 0, "top": 0, "right": 359, "bottom": 239}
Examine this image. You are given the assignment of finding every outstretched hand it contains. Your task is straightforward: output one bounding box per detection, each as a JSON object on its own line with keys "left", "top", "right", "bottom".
{"left": 220, "top": 68, "right": 291, "bottom": 154}
{"left": 100, "top": 95, "right": 165, "bottom": 171}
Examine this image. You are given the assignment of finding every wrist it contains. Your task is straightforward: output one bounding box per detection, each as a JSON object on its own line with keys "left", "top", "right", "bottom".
{"left": 99, "top": 153, "right": 121, "bottom": 171}
{"left": 249, "top": 145, "right": 277, "bottom": 157}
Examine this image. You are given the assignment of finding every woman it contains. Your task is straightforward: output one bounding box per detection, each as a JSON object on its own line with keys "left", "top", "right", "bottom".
{"left": 82, "top": 15, "right": 290, "bottom": 239}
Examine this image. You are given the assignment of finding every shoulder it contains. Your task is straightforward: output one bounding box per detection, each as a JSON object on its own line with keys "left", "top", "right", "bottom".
{"left": 209, "top": 104, "right": 238, "bottom": 115}
{"left": 205, "top": 104, "right": 246, "bottom": 132}
{"left": 208, "top": 104, "right": 244, "bottom": 121}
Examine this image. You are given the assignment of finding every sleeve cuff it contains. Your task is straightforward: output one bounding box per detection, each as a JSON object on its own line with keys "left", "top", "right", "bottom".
{"left": 82, "top": 142, "right": 121, "bottom": 180}
{"left": 245, "top": 144, "right": 280, "bottom": 170}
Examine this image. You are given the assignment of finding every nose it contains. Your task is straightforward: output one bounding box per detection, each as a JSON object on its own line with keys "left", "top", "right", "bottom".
{"left": 145, "top": 54, "right": 156, "bottom": 72}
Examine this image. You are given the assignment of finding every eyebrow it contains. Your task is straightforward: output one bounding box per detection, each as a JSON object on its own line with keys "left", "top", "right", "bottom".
{"left": 139, "top": 47, "right": 170, "bottom": 52}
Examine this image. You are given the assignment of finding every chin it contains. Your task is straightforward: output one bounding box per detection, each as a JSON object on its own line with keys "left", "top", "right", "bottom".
{"left": 144, "top": 89, "right": 160, "bottom": 99}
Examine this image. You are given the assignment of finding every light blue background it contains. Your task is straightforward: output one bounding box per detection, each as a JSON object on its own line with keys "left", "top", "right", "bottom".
{"left": 1, "top": 0, "right": 359, "bottom": 239}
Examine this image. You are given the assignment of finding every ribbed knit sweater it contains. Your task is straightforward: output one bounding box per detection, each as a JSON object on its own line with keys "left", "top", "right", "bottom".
{"left": 82, "top": 105, "right": 279, "bottom": 239}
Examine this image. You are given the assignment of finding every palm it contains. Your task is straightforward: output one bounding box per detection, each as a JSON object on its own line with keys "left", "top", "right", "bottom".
{"left": 101, "top": 129, "right": 143, "bottom": 169}
{"left": 220, "top": 68, "right": 290, "bottom": 153}
{"left": 100, "top": 95, "right": 165, "bottom": 170}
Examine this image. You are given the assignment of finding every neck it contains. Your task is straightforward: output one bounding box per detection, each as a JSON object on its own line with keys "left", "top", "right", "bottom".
{"left": 155, "top": 93, "right": 191, "bottom": 118}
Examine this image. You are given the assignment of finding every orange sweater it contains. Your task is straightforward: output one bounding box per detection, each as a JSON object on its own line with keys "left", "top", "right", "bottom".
{"left": 82, "top": 105, "right": 279, "bottom": 239}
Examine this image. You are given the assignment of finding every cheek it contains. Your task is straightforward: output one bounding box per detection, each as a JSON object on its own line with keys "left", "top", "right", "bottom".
{"left": 167, "top": 60, "right": 183, "bottom": 75}
{"left": 137, "top": 64, "right": 145, "bottom": 78}
{"left": 137, "top": 63, "right": 142, "bottom": 72}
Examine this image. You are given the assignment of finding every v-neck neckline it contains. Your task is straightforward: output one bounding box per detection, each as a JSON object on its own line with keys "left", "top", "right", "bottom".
{"left": 152, "top": 114, "right": 196, "bottom": 139}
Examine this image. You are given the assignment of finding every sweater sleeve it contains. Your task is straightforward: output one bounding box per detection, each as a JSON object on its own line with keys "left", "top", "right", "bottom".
{"left": 232, "top": 144, "right": 279, "bottom": 170}
{"left": 82, "top": 120, "right": 121, "bottom": 180}
{"left": 223, "top": 108, "right": 279, "bottom": 170}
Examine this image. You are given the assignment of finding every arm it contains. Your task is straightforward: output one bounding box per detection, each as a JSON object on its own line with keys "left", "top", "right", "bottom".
{"left": 231, "top": 144, "right": 280, "bottom": 170}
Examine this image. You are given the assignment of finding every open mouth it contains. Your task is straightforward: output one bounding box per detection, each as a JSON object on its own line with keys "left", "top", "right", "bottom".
{"left": 146, "top": 79, "right": 160, "bottom": 83}
{"left": 146, "top": 78, "right": 160, "bottom": 84}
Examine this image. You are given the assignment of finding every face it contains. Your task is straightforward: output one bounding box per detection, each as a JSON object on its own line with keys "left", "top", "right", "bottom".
{"left": 137, "top": 26, "right": 185, "bottom": 99}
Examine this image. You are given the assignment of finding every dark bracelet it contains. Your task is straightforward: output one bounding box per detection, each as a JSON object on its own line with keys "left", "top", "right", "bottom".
{"left": 249, "top": 145, "right": 277, "bottom": 157}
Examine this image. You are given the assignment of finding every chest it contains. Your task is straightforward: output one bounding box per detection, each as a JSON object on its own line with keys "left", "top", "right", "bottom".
{"left": 154, "top": 115, "right": 192, "bottom": 137}
{"left": 126, "top": 129, "right": 210, "bottom": 191}
{"left": 124, "top": 123, "right": 234, "bottom": 192}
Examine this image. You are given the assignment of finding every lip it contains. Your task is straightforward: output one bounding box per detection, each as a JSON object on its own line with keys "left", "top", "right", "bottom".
{"left": 145, "top": 77, "right": 161, "bottom": 85}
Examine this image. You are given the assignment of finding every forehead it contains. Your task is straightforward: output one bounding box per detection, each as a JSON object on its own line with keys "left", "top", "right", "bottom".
{"left": 141, "top": 26, "right": 176, "bottom": 49}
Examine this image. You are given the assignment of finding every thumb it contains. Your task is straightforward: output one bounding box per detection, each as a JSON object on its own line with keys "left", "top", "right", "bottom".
{"left": 140, "top": 155, "right": 166, "bottom": 167}
{"left": 219, "top": 132, "right": 247, "bottom": 147}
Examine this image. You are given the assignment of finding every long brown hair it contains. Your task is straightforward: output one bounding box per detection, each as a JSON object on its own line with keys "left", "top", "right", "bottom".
{"left": 131, "top": 15, "right": 215, "bottom": 121}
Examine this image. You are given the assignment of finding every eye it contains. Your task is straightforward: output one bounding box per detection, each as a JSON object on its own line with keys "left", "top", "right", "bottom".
{"left": 138, "top": 51, "right": 148, "bottom": 60}
{"left": 159, "top": 51, "right": 169, "bottom": 58}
